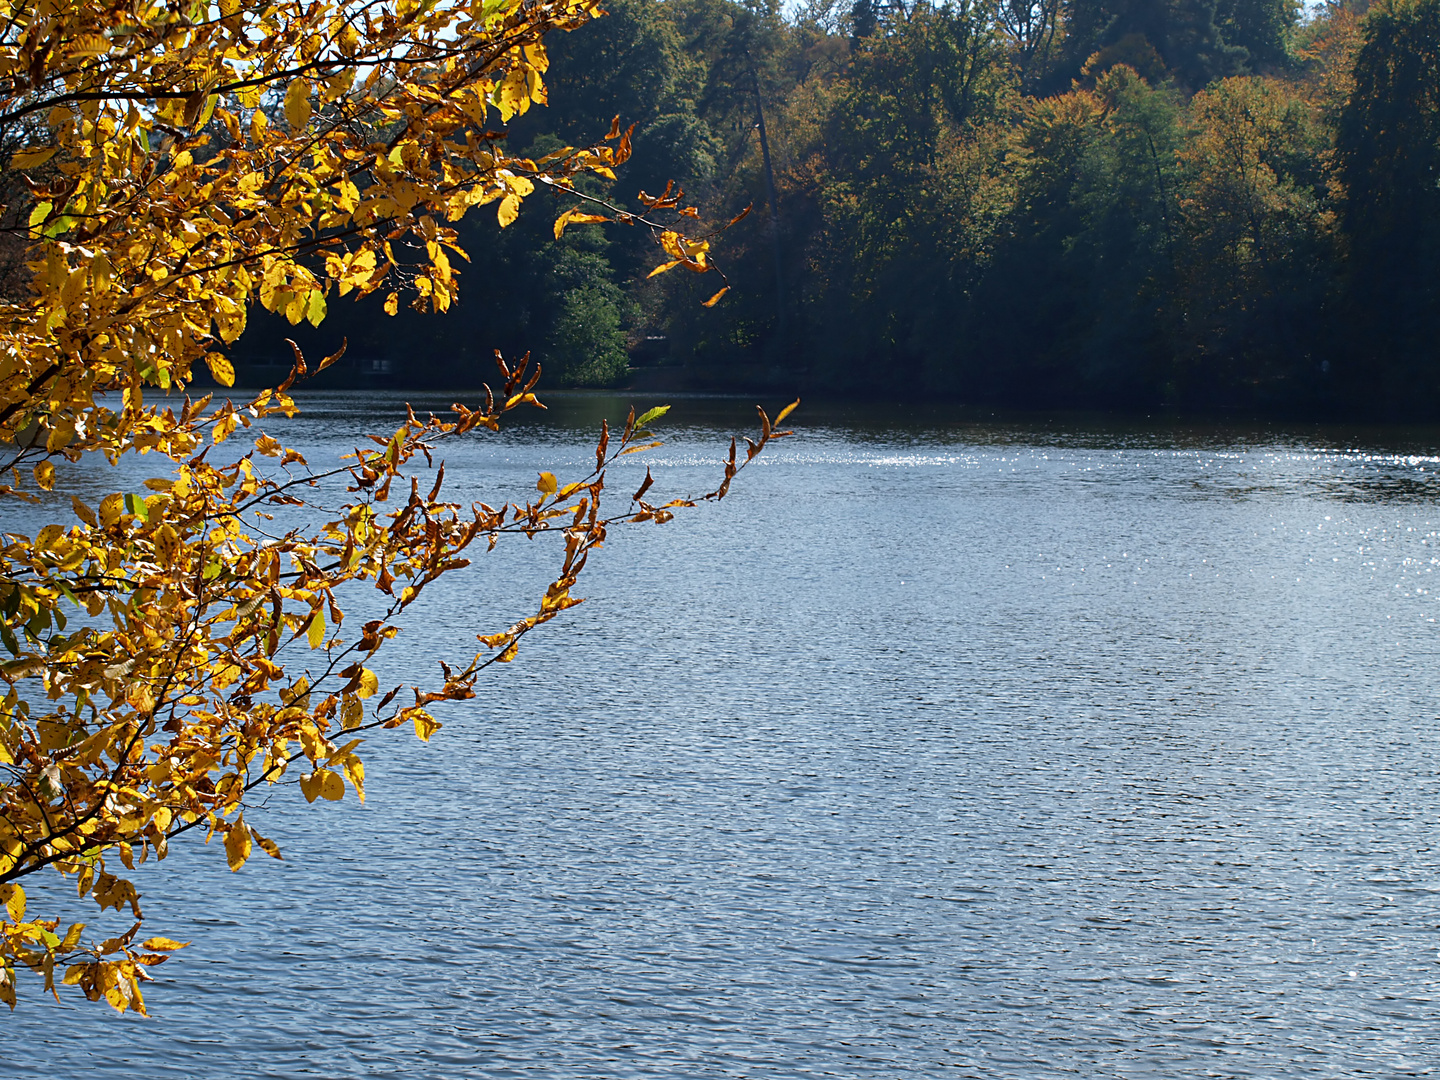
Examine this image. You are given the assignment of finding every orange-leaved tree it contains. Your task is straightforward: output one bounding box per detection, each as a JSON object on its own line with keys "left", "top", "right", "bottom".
{"left": 0, "top": 0, "right": 791, "bottom": 1014}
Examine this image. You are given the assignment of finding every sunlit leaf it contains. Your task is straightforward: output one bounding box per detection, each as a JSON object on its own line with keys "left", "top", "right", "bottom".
{"left": 12, "top": 147, "right": 57, "bottom": 169}
{"left": 356, "top": 669, "right": 379, "bottom": 699}
{"left": 412, "top": 711, "right": 440, "bottom": 741}
{"left": 307, "top": 608, "right": 326, "bottom": 649}
{"left": 299, "top": 772, "right": 324, "bottom": 803}
{"left": 140, "top": 938, "right": 189, "bottom": 952}
{"left": 205, "top": 354, "right": 235, "bottom": 388}
{"left": 497, "top": 193, "right": 522, "bottom": 228}
{"left": 70, "top": 496, "right": 97, "bottom": 527}
{"left": 223, "top": 817, "right": 251, "bottom": 872}
{"left": 553, "top": 208, "right": 610, "bottom": 239}
{"left": 319, "top": 770, "right": 345, "bottom": 801}
{"left": 283, "top": 79, "right": 312, "bottom": 132}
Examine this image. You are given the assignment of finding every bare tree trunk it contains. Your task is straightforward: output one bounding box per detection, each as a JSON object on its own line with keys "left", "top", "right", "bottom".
{"left": 750, "top": 64, "right": 786, "bottom": 343}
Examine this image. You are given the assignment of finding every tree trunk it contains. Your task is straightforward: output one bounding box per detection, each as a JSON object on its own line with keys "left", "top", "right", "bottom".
{"left": 750, "top": 64, "right": 786, "bottom": 343}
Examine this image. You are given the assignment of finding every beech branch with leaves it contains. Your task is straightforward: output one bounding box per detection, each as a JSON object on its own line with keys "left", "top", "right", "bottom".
{"left": 0, "top": 0, "right": 787, "bottom": 1014}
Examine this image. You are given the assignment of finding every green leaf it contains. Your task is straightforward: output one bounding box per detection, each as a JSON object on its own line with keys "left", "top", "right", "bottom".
{"left": 42, "top": 214, "right": 76, "bottom": 238}
{"left": 304, "top": 289, "right": 327, "bottom": 328}
{"left": 634, "top": 405, "right": 669, "bottom": 429}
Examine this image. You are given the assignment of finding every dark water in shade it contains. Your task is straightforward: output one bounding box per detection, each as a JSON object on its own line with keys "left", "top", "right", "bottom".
{"left": 7, "top": 392, "right": 1440, "bottom": 1078}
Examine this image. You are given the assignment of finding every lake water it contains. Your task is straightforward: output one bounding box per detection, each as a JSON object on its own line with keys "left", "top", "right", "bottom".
{"left": 6, "top": 393, "right": 1440, "bottom": 1078}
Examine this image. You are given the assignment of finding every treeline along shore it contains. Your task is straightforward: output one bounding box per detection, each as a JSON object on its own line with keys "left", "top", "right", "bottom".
{"left": 239, "top": 0, "right": 1440, "bottom": 421}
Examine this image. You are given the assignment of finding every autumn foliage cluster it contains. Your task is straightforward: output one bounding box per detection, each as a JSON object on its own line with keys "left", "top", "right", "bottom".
{"left": 0, "top": 0, "right": 788, "bottom": 1014}
{"left": 682, "top": 0, "right": 1438, "bottom": 413}
{"left": 390, "top": 0, "right": 1436, "bottom": 416}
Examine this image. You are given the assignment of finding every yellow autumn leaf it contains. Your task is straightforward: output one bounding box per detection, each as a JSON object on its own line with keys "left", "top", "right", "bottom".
{"left": 283, "top": 79, "right": 312, "bottom": 132}
{"left": 12, "top": 147, "right": 58, "bottom": 169}
{"left": 298, "top": 772, "right": 323, "bottom": 802}
{"left": 537, "top": 471, "right": 558, "bottom": 495}
{"left": 70, "top": 495, "right": 97, "bottom": 527}
{"left": 205, "top": 353, "right": 235, "bottom": 387}
{"left": 153, "top": 524, "right": 181, "bottom": 566}
{"left": 211, "top": 662, "right": 242, "bottom": 690}
{"left": 140, "top": 937, "right": 189, "bottom": 952}
{"left": 341, "top": 694, "right": 363, "bottom": 729}
{"left": 356, "top": 668, "right": 379, "bottom": 699}
{"left": 326, "top": 738, "right": 363, "bottom": 764}
{"left": 1, "top": 883, "right": 24, "bottom": 923}
{"left": 307, "top": 608, "right": 326, "bottom": 648}
{"left": 497, "top": 193, "right": 521, "bottom": 228}
{"left": 256, "top": 835, "right": 284, "bottom": 860}
{"left": 343, "top": 755, "right": 365, "bottom": 800}
{"left": 98, "top": 492, "right": 124, "bottom": 527}
{"left": 412, "top": 710, "right": 440, "bottom": 741}
{"left": 223, "top": 817, "right": 251, "bottom": 871}
{"left": 214, "top": 298, "right": 247, "bottom": 344}
{"left": 553, "top": 207, "right": 609, "bottom": 239}
{"left": 32, "top": 460, "right": 55, "bottom": 490}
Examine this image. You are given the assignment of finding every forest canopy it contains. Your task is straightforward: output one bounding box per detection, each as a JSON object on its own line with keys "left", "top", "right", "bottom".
{"left": 274, "top": 0, "right": 1439, "bottom": 420}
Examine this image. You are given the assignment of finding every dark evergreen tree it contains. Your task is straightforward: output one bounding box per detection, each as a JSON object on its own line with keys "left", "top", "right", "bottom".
{"left": 1053, "top": 0, "right": 1279, "bottom": 88}
{"left": 1333, "top": 0, "right": 1440, "bottom": 413}
{"left": 1215, "top": 0, "right": 1298, "bottom": 67}
{"left": 851, "top": 0, "right": 880, "bottom": 41}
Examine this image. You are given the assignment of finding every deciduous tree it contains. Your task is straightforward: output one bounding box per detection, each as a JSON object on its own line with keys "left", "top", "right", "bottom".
{"left": 0, "top": 0, "right": 787, "bottom": 1013}
{"left": 1334, "top": 0, "right": 1440, "bottom": 410}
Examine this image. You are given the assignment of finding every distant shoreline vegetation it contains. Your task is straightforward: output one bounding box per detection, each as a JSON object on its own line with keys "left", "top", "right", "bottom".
{"left": 235, "top": 0, "right": 1440, "bottom": 421}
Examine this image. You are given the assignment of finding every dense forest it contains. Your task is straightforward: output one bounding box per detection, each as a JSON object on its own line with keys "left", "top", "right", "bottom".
{"left": 243, "top": 0, "right": 1440, "bottom": 419}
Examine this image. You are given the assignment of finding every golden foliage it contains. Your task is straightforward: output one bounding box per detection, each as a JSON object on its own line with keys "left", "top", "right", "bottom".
{"left": 0, "top": 0, "right": 778, "bottom": 1012}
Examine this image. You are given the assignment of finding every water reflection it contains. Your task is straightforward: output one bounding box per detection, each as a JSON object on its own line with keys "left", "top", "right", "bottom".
{"left": 1317, "top": 472, "right": 1440, "bottom": 503}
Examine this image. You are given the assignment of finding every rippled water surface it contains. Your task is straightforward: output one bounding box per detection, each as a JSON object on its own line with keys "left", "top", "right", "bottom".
{"left": 8, "top": 394, "right": 1440, "bottom": 1078}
